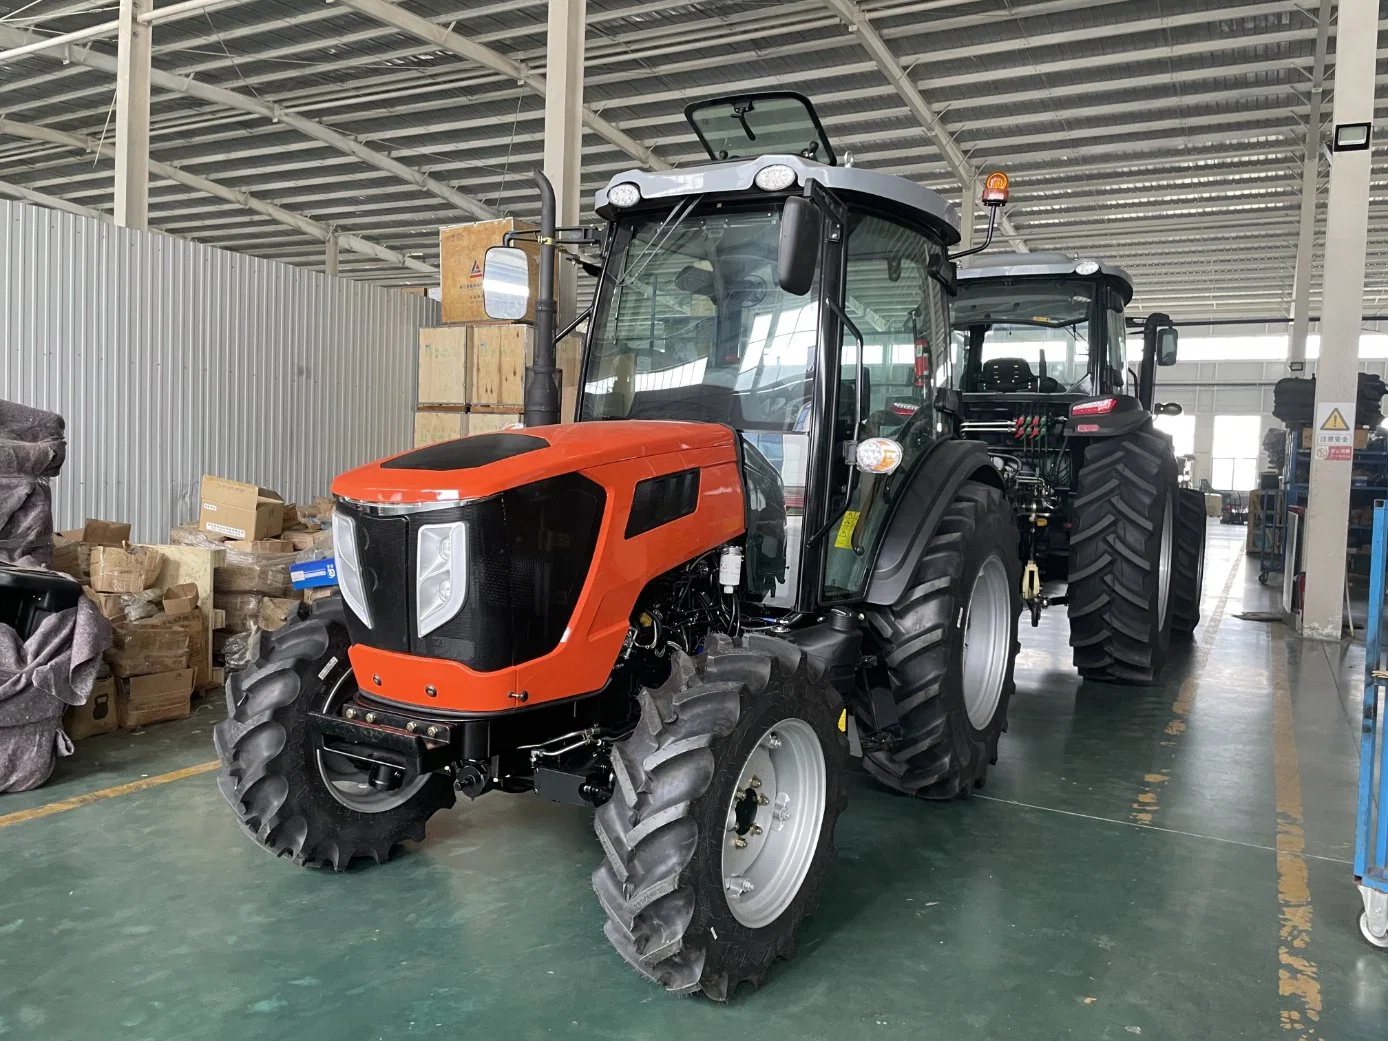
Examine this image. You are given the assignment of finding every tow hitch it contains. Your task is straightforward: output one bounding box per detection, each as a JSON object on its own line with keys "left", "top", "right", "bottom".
{"left": 1021, "top": 560, "right": 1067, "bottom": 627}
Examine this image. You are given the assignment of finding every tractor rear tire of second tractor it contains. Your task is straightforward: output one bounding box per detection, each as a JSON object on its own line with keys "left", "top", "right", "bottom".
{"left": 1067, "top": 431, "right": 1180, "bottom": 684}
{"left": 1170, "top": 487, "right": 1207, "bottom": 640}
{"left": 591, "top": 633, "right": 847, "bottom": 1001}
{"left": 862, "top": 480, "right": 1022, "bottom": 799}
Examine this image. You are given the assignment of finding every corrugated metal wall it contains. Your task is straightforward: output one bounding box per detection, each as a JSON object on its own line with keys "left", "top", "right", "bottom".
{"left": 0, "top": 200, "right": 439, "bottom": 541}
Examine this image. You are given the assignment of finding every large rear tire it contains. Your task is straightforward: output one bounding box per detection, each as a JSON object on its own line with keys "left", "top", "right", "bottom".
{"left": 213, "top": 597, "right": 454, "bottom": 869}
{"left": 1170, "top": 487, "right": 1207, "bottom": 639}
{"left": 592, "top": 633, "right": 846, "bottom": 1001}
{"left": 1067, "top": 430, "right": 1179, "bottom": 683}
{"left": 862, "top": 480, "right": 1021, "bottom": 799}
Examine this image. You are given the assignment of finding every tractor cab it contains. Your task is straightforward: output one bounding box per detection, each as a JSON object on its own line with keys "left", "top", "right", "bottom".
{"left": 485, "top": 92, "right": 963, "bottom": 613}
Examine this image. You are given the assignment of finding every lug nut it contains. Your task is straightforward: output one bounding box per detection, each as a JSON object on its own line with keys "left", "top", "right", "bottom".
{"left": 749, "top": 775, "right": 762, "bottom": 788}
{"left": 364, "top": 712, "right": 376, "bottom": 724}
{"left": 758, "top": 794, "right": 769, "bottom": 806}
{"left": 766, "top": 733, "right": 782, "bottom": 750}
{"left": 732, "top": 836, "right": 748, "bottom": 849}
{"left": 750, "top": 824, "right": 763, "bottom": 836}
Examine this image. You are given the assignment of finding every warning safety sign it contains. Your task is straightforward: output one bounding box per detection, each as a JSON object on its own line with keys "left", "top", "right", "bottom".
{"left": 1313, "top": 400, "right": 1356, "bottom": 462}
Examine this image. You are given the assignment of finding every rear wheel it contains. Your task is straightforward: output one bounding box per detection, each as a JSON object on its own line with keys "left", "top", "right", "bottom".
{"left": 592, "top": 633, "right": 846, "bottom": 1000}
{"left": 1067, "top": 431, "right": 1179, "bottom": 683}
{"left": 863, "top": 480, "right": 1021, "bottom": 798}
{"left": 213, "top": 597, "right": 454, "bottom": 869}
{"left": 1171, "top": 487, "right": 1207, "bottom": 639}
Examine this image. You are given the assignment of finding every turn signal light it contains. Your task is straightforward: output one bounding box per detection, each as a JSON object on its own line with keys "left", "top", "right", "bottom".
{"left": 855, "top": 437, "right": 904, "bottom": 475}
{"left": 982, "top": 170, "right": 1009, "bottom": 204}
{"left": 1071, "top": 398, "right": 1117, "bottom": 416}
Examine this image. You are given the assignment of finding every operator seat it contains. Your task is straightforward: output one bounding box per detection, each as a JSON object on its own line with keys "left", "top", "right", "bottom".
{"left": 977, "top": 357, "right": 1036, "bottom": 393}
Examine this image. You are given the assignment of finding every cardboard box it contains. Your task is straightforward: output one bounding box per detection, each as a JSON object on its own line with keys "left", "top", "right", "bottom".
{"left": 83, "top": 518, "right": 131, "bottom": 546}
{"left": 198, "top": 474, "right": 285, "bottom": 541}
{"left": 83, "top": 586, "right": 126, "bottom": 621}
{"left": 215, "top": 591, "right": 264, "bottom": 632}
{"left": 225, "top": 539, "right": 294, "bottom": 555}
{"left": 52, "top": 532, "right": 82, "bottom": 579}
{"left": 286, "top": 529, "right": 333, "bottom": 553}
{"left": 162, "top": 582, "right": 200, "bottom": 617}
{"left": 107, "top": 621, "right": 192, "bottom": 677}
{"left": 89, "top": 545, "right": 163, "bottom": 593}
{"left": 215, "top": 561, "right": 294, "bottom": 597}
{"left": 118, "top": 668, "right": 194, "bottom": 729}
{"left": 281, "top": 504, "right": 302, "bottom": 531}
{"left": 418, "top": 326, "right": 471, "bottom": 406}
{"left": 259, "top": 596, "right": 302, "bottom": 632}
{"left": 440, "top": 218, "right": 539, "bottom": 324}
{"left": 64, "top": 675, "right": 118, "bottom": 740}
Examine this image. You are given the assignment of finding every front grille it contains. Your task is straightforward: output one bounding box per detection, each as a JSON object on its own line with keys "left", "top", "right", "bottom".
{"left": 337, "top": 473, "right": 606, "bottom": 672}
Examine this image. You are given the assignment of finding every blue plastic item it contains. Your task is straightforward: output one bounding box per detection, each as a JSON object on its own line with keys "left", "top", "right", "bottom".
{"left": 1355, "top": 501, "right": 1388, "bottom": 948}
{"left": 290, "top": 557, "right": 338, "bottom": 589}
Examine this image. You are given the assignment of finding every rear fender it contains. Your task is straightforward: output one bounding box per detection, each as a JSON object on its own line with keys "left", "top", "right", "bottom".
{"left": 863, "top": 439, "right": 1003, "bottom": 607}
{"left": 1064, "top": 395, "right": 1152, "bottom": 438}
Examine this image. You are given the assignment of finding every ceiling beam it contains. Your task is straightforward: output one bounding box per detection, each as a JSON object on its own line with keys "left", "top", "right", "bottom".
{"left": 0, "top": 179, "right": 109, "bottom": 221}
{"left": 823, "top": 0, "right": 1031, "bottom": 249}
{"left": 0, "top": 117, "right": 436, "bottom": 273}
{"left": 333, "top": 0, "right": 669, "bottom": 171}
{"left": 0, "top": 23, "right": 498, "bottom": 222}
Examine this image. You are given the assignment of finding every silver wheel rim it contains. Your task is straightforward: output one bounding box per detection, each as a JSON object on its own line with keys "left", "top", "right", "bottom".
{"left": 720, "top": 717, "right": 827, "bottom": 929}
{"left": 314, "top": 672, "right": 430, "bottom": 813}
{"left": 962, "top": 554, "right": 1011, "bottom": 731}
{"left": 1157, "top": 493, "right": 1173, "bottom": 626}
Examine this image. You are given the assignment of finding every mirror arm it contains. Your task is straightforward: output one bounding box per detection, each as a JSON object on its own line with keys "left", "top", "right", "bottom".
{"left": 948, "top": 202, "right": 1000, "bottom": 261}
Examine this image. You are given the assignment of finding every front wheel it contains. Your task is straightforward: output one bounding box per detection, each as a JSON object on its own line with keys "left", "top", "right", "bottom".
{"left": 213, "top": 597, "right": 455, "bottom": 869}
{"left": 863, "top": 480, "right": 1022, "bottom": 798}
{"left": 591, "top": 633, "right": 847, "bottom": 1000}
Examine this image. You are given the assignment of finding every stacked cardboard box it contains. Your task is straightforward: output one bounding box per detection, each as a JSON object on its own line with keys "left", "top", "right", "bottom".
{"left": 50, "top": 518, "right": 131, "bottom": 582}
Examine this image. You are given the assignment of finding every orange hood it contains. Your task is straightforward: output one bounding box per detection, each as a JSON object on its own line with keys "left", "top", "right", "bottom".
{"left": 332, "top": 420, "right": 738, "bottom": 504}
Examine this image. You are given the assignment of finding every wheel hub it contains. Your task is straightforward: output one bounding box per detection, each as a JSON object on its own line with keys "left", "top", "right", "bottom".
{"left": 720, "top": 719, "right": 826, "bottom": 928}
{"left": 961, "top": 553, "right": 1011, "bottom": 731}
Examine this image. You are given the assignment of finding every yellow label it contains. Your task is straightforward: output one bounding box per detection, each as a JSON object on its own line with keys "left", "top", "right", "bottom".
{"left": 834, "top": 510, "right": 860, "bottom": 549}
{"left": 838, "top": 710, "right": 847, "bottom": 733}
{"left": 1321, "top": 407, "right": 1350, "bottom": 431}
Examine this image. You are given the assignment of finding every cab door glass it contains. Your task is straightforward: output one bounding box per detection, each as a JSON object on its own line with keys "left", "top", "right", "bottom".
{"left": 823, "top": 214, "right": 948, "bottom": 600}
{"left": 1105, "top": 299, "right": 1130, "bottom": 395}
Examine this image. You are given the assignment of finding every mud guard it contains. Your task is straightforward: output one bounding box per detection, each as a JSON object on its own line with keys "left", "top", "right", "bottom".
{"left": 863, "top": 439, "right": 1003, "bottom": 607}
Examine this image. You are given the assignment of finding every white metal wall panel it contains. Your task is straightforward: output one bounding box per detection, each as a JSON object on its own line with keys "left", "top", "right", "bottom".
{"left": 0, "top": 200, "right": 438, "bottom": 541}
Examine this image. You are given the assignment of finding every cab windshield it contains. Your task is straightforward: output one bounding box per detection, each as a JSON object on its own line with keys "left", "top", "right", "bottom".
{"left": 582, "top": 206, "right": 818, "bottom": 431}
{"left": 951, "top": 280, "right": 1096, "bottom": 393}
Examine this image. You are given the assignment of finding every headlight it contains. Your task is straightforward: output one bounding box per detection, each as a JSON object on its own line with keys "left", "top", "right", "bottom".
{"left": 754, "top": 164, "right": 797, "bottom": 192}
{"left": 608, "top": 182, "right": 641, "bottom": 208}
{"left": 1074, "top": 259, "right": 1100, "bottom": 276}
{"left": 416, "top": 522, "right": 468, "bottom": 638}
{"left": 331, "top": 509, "right": 372, "bottom": 628}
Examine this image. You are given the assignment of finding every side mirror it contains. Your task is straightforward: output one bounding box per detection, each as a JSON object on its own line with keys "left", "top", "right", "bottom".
{"left": 1156, "top": 327, "right": 1179, "bottom": 366}
{"left": 777, "top": 196, "right": 821, "bottom": 296}
{"left": 482, "top": 246, "right": 532, "bottom": 321}
{"left": 1156, "top": 401, "right": 1183, "bottom": 416}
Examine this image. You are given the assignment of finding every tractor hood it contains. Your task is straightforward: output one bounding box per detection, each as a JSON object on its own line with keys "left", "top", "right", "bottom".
{"left": 332, "top": 420, "right": 738, "bottom": 506}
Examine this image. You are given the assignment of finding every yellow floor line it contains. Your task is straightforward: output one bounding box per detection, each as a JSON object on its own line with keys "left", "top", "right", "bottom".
{"left": 1129, "top": 553, "right": 1243, "bottom": 824}
{"left": 1271, "top": 635, "right": 1322, "bottom": 1038}
{"left": 0, "top": 760, "right": 219, "bottom": 829}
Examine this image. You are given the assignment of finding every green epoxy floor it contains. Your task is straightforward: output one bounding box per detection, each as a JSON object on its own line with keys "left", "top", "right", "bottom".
{"left": 3, "top": 523, "right": 1387, "bottom": 1039}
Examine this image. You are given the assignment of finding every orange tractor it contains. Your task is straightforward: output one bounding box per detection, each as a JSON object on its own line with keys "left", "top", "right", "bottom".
{"left": 215, "top": 93, "right": 1022, "bottom": 999}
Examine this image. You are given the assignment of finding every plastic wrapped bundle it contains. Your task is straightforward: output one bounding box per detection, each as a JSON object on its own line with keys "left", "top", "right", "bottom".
{"left": 0, "top": 401, "right": 66, "bottom": 568}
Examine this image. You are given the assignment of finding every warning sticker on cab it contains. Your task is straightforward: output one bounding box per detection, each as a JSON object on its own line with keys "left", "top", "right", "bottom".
{"left": 834, "top": 510, "right": 860, "bottom": 549}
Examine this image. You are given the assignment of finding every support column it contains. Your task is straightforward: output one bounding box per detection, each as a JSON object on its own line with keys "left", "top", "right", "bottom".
{"left": 1301, "top": 0, "right": 1377, "bottom": 640}
{"left": 543, "top": 0, "right": 585, "bottom": 332}
{"left": 958, "top": 174, "right": 976, "bottom": 254}
{"left": 325, "top": 233, "right": 339, "bottom": 277}
{"left": 1288, "top": 0, "right": 1333, "bottom": 369}
{"left": 113, "top": 0, "right": 151, "bottom": 229}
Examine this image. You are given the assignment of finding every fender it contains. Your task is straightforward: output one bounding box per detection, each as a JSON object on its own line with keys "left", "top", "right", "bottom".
{"left": 864, "top": 438, "right": 1004, "bottom": 607}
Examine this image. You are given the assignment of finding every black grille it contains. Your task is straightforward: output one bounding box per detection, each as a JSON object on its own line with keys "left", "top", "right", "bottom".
{"left": 337, "top": 473, "right": 606, "bottom": 671}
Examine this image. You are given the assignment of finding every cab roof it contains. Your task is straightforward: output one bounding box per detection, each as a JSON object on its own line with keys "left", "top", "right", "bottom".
{"left": 957, "top": 251, "right": 1134, "bottom": 303}
{"left": 595, "top": 155, "right": 960, "bottom": 245}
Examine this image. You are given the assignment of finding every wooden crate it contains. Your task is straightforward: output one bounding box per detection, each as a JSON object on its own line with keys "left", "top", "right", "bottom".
{"left": 470, "top": 323, "right": 531, "bottom": 408}
{"left": 415, "top": 409, "right": 467, "bottom": 446}
{"left": 439, "top": 219, "right": 539, "bottom": 324}
{"left": 418, "top": 326, "right": 470, "bottom": 406}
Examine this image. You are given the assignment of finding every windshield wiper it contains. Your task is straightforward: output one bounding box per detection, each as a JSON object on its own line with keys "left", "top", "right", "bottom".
{"left": 618, "top": 194, "right": 704, "bottom": 288}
